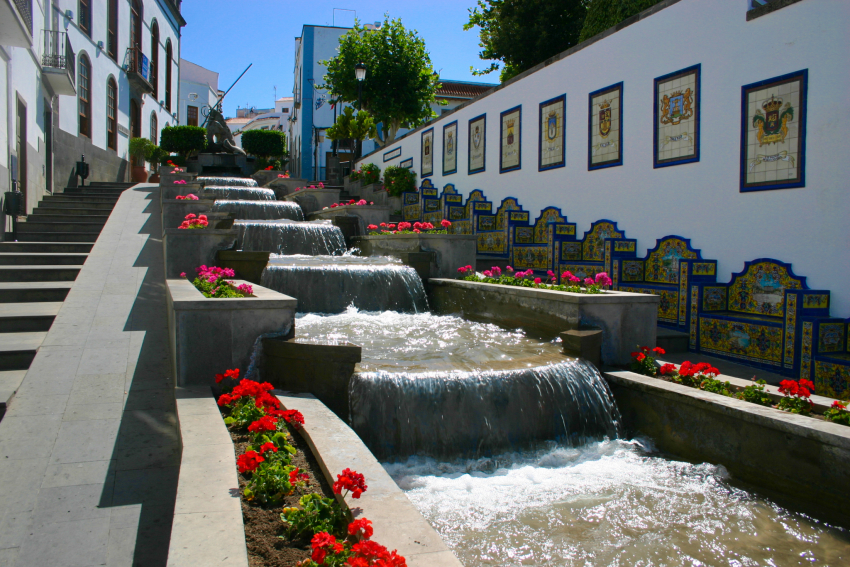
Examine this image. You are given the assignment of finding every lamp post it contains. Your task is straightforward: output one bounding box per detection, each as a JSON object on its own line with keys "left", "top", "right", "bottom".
{"left": 354, "top": 62, "right": 366, "bottom": 159}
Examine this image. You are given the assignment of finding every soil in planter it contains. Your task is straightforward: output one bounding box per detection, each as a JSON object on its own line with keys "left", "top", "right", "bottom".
{"left": 227, "top": 421, "right": 336, "bottom": 567}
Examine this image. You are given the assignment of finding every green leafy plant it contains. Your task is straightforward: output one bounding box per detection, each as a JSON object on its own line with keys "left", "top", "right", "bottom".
{"left": 320, "top": 17, "right": 443, "bottom": 145}
{"left": 327, "top": 108, "right": 377, "bottom": 159}
{"left": 824, "top": 401, "right": 850, "bottom": 426}
{"left": 242, "top": 129, "right": 287, "bottom": 159}
{"left": 777, "top": 378, "right": 815, "bottom": 415}
{"left": 349, "top": 162, "right": 381, "bottom": 185}
{"left": 579, "top": 0, "right": 663, "bottom": 43}
{"left": 629, "top": 345, "right": 665, "bottom": 376}
{"left": 737, "top": 379, "right": 774, "bottom": 407}
{"left": 660, "top": 360, "right": 722, "bottom": 389}
{"left": 129, "top": 137, "right": 152, "bottom": 163}
{"left": 382, "top": 165, "right": 416, "bottom": 196}
{"left": 698, "top": 376, "right": 735, "bottom": 397}
{"left": 143, "top": 143, "right": 169, "bottom": 170}
{"left": 160, "top": 125, "right": 207, "bottom": 158}
{"left": 281, "top": 493, "right": 347, "bottom": 538}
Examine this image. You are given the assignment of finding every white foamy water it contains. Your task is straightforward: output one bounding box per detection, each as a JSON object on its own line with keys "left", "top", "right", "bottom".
{"left": 385, "top": 439, "right": 850, "bottom": 566}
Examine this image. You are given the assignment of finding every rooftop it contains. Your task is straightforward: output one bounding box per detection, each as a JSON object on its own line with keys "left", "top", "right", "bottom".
{"left": 436, "top": 80, "right": 497, "bottom": 100}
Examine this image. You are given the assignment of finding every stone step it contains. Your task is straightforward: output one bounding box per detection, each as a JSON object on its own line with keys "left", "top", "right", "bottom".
{"left": 0, "top": 281, "right": 73, "bottom": 303}
{"left": 0, "top": 242, "right": 92, "bottom": 254}
{"left": 22, "top": 214, "right": 110, "bottom": 223}
{"left": 0, "top": 331, "right": 46, "bottom": 371}
{"left": 0, "top": 369, "right": 27, "bottom": 420}
{"left": 42, "top": 195, "right": 120, "bottom": 203}
{"left": 16, "top": 232, "right": 101, "bottom": 242}
{"left": 35, "top": 201, "right": 117, "bottom": 211}
{"left": 18, "top": 221, "right": 106, "bottom": 233}
{"left": 0, "top": 253, "right": 88, "bottom": 265}
{"left": 31, "top": 207, "right": 112, "bottom": 216}
{"left": 656, "top": 327, "right": 689, "bottom": 353}
{"left": 64, "top": 186, "right": 128, "bottom": 193}
{"left": 0, "top": 302, "right": 62, "bottom": 332}
{"left": 0, "top": 265, "right": 80, "bottom": 282}
{"left": 86, "top": 181, "right": 136, "bottom": 187}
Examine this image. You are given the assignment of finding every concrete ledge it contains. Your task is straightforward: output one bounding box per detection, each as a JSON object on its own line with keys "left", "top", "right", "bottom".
{"left": 308, "top": 205, "right": 392, "bottom": 234}
{"left": 162, "top": 227, "right": 239, "bottom": 279}
{"left": 166, "top": 279, "right": 296, "bottom": 387}
{"left": 604, "top": 369, "right": 850, "bottom": 523}
{"left": 161, "top": 199, "right": 215, "bottom": 233}
{"left": 429, "top": 278, "right": 658, "bottom": 364}
{"left": 355, "top": 234, "right": 476, "bottom": 279}
{"left": 283, "top": 187, "right": 341, "bottom": 213}
{"left": 275, "top": 393, "right": 464, "bottom": 567}
{"left": 167, "top": 387, "right": 248, "bottom": 567}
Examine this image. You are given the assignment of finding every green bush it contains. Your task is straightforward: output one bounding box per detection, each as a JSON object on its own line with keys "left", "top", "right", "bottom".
{"left": 350, "top": 163, "right": 381, "bottom": 185}
{"left": 242, "top": 130, "right": 287, "bottom": 158}
{"left": 383, "top": 165, "right": 416, "bottom": 196}
{"left": 160, "top": 125, "right": 206, "bottom": 158}
{"left": 579, "top": 0, "right": 663, "bottom": 43}
{"left": 143, "top": 144, "right": 169, "bottom": 168}
{"left": 129, "top": 137, "right": 152, "bottom": 162}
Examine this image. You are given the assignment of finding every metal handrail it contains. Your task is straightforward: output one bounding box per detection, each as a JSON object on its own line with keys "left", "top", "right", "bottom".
{"left": 42, "top": 30, "right": 76, "bottom": 86}
{"left": 125, "top": 46, "right": 149, "bottom": 79}
{"left": 14, "top": 0, "right": 33, "bottom": 36}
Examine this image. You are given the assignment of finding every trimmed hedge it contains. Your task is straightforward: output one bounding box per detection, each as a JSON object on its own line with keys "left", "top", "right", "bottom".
{"left": 160, "top": 125, "right": 207, "bottom": 158}
{"left": 242, "top": 130, "right": 286, "bottom": 158}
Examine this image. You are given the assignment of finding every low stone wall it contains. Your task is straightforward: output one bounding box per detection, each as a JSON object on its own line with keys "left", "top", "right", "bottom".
{"left": 161, "top": 199, "right": 215, "bottom": 233}
{"left": 308, "top": 205, "right": 392, "bottom": 234}
{"left": 160, "top": 182, "right": 205, "bottom": 202}
{"left": 159, "top": 168, "right": 198, "bottom": 186}
{"left": 355, "top": 234, "right": 476, "bottom": 279}
{"left": 429, "top": 279, "right": 658, "bottom": 365}
{"left": 216, "top": 250, "right": 271, "bottom": 284}
{"left": 284, "top": 187, "right": 342, "bottom": 214}
{"left": 275, "top": 392, "right": 465, "bottom": 567}
{"left": 162, "top": 228, "right": 239, "bottom": 279}
{"left": 166, "top": 278, "right": 296, "bottom": 387}
{"left": 604, "top": 369, "right": 850, "bottom": 524}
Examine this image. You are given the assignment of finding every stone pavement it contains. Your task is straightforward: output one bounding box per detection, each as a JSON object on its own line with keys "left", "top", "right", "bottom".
{"left": 0, "top": 185, "right": 180, "bottom": 567}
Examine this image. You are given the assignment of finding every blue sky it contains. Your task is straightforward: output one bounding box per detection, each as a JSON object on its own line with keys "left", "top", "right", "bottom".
{"left": 180, "top": 0, "right": 498, "bottom": 118}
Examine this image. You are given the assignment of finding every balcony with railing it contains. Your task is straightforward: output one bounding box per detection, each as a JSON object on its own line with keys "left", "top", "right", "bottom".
{"left": 42, "top": 30, "right": 76, "bottom": 96}
{"left": 1, "top": 0, "right": 34, "bottom": 47}
{"left": 124, "top": 46, "right": 154, "bottom": 94}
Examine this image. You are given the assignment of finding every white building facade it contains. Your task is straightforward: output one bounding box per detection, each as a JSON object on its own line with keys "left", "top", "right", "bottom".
{"left": 178, "top": 57, "right": 219, "bottom": 127}
{"left": 1, "top": 0, "right": 184, "bottom": 224}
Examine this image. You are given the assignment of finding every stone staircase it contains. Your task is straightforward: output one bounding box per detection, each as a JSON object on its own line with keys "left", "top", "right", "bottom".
{"left": 0, "top": 183, "right": 129, "bottom": 418}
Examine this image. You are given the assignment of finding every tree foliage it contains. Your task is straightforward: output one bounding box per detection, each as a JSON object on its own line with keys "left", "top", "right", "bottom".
{"left": 242, "top": 130, "right": 287, "bottom": 158}
{"left": 320, "top": 17, "right": 442, "bottom": 146}
{"left": 325, "top": 107, "right": 377, "bottom": 144}
{"left": 578, "top": 0, "right": 662, "bottom": 42}
{"left": 160, "top": 126, "right": 207, "bottom": 158}
{"left": 464, "top": 0, "right": 588, "bottom": 83}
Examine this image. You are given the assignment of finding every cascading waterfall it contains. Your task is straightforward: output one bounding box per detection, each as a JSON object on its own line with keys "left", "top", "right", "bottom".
{"left": 204, "top": 186, "right": 275, "bottom": 200}
{"left": 213, "top": 200, "right": 304, "bottom": 221}
{"left": 236, "top": 220, "right": 346, "bottom": 255}
{"left": 261, "top": 256, "right": 428, "bottom": 313}
{"left": 197, "top": 176, "right": 258, "bottom": 187}
{"left": 349, "top": 359, "right": 621, "bottom": 460}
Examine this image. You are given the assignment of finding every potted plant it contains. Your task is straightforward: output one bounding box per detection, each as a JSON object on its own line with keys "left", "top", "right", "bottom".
{"left": 144, "top": 144, "right": 169, "bottom": 183}
{"left": 129, "top": 137, "right": 152, "bottom": 182}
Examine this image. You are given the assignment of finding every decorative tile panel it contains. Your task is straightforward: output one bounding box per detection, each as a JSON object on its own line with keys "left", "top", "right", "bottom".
{"left": 784, "top": 294, "right": 796, "bottom": 368}
{"left": 728, "top": 260, "right": 803, "bottom": 317}
{"left": 621, "top": 261, "right": 644, "bottom": 282}
{"left": 561, "top": 242, "right": 582, "bottom": 261}
{"left": 814, "top": 359, "right": 850, "bottom": 399}
{"left": 818, "top": 323, "right": 845, "bottom": 353}
{"left": 700, "top": 317, "right": 784, "bottom": 365}
{"left": 679, "top": 262, "right": 689, "bottom": 323}
{"left": 690, "top": 285, "right": 699, "bottom": 348}
{"left": 702, "top": 286, "right": 727, "bottom": 311}
{"left": 803, "top": 294, "right": 828, "bottom": 309}
{"left": 800, "top": 321, "right": 813, "bottom": 379}
{"left": 478, "top": 232, "right": 507, "bottom": 254}
{"left": 693, "top": 262, "right": 715, "bottom": 276}
{"left": 514, "top": 247, "right": 551, "bottom": 270}
{"left": 645, "top": 238, "right": 698, "bottom": 284}
{"left": 582, "top": 222, "right": 622, "bottom": 262}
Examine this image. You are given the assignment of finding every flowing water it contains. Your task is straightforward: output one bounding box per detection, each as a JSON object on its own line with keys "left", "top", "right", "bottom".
{"left": 213, "top": 199, "right": 304, "bottom": 221}
{"left": 236, "top": 221, "right": 346, "bottom": 255}
{"left": 386, "top": 438, "right": 850, "bottom": 566}
{"left": 204, "top": 186, "right": 275, "bottom": 200}
{"left": 197, "top": 176, "right": 258, "bottom": 187}
{"left": 261, "top": 255, "right": 427, "bottom": 313}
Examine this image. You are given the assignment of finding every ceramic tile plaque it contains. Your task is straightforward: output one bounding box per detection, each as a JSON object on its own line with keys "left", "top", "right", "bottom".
{"left": 588, "top": 82, "right": 623, "bottom": 170}
{"left": 539, "top": 94, "right": 565, "bottom": 171}
{"left": 500, "top": 105, "right": 521, "bottom": 173}
{"left": 442, "top": 120, "right": 457, "bottom": 175}
{"left": 740, "top": 69, "right": 807, "bottom": 192}
{"left": 654, "top": 64, "right": 700, "bottom": 168}
{"left": 421, "top": 127, "right": 434, "bottom": 177}
{"left": 468, "top": 113, "right": 486, "bottom": 174}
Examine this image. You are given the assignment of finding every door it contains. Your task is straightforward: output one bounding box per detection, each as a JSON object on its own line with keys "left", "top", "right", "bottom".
{"left": 16, "top": 98, "right": 27, "bottom": 211}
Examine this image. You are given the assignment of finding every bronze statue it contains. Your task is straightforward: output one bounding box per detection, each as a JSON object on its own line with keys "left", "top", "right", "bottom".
{"left": 202, "top": 63, "right": 252, "bottom": 155}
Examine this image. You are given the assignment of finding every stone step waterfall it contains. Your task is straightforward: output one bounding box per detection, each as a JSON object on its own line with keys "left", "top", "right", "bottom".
{"left": 213, "top": 200, "right": 304, "bottom": 221}
{"left": 236, "top": 220, "right": 347, "bottom": 255}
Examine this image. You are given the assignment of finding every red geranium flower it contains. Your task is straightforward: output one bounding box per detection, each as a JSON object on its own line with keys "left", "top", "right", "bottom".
{"left": 348, "top": 518, "right": 374, "bottom": 540}
{"left": 215, "top": 368, "right": 240, "bottom": 383}
{"left": 333, "top": 468, "right": 368, "bottom": 499}
{"left": 652, "top": 347, "right": 666, "bottom": 355}
{"left": 248, "top": 415, "right": 278, "bottom": 433}
{"left": 259, "top": 442, "right": 277, "bottom": 453}
{"left": 236, "top": 450, "right": 264, "bottom": 474}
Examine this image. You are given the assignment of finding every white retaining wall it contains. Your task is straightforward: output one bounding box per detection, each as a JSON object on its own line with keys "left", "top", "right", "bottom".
{"left": 356, "top": 0, "right": 850, "bottom": 317}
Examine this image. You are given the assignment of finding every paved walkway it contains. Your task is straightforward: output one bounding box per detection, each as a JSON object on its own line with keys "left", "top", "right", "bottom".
{"left": 0, "top": 185, "right": 179, "bottom": 566}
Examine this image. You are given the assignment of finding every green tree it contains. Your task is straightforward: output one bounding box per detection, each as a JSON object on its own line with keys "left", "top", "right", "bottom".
{"left": 579, "top": 0, "right": 662, "bottom": 42}
{"left": 325, "top": 107, "right": 377, "bottom": 159}
{"left": 464, "top": 0, "right": 589, "bottom": 83}
{"left": 320, "top": 17, "right": 442, "bottom": 146}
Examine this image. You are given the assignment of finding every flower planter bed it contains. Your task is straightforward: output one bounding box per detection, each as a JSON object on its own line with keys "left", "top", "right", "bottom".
{"left": 354, "top": 233, "right": 476, "bottom": 280}
{"left": 161, "top": 182, "right": 205, "bottom": 202}
{"left": 603, "top": 368, "right": 850, "bottom": 524}
{"left": 284, "top": 187, "right": 342, "bottom": 214}
{"left": 162, "top": 227, "right": 239, "bottom": 279}
{"left": 308, "top": 204, "right": 392, "bottom": 234}
{"left": 428, "top": 278, "right": 658, "bottom": 365}
{"left": 161, "top": 198, "right": 215, "bottom": 233}
{"left": 165, "top": 278, "right": 296, "bottom": 387}
{"left": 159, "top": 166, "right": 198, "bottom": 187}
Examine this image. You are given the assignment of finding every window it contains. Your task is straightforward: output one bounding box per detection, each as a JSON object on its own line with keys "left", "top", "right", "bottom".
{"left": 107, "top": 78, "right": 117, "bottom": 150}
{"left": 79, "top": 54, "right": 91, "bottom": 137}
{"left": 150, "top": 22, "right": 159, "bottom": 99}
{"left": 107, "top": 0, "right": 118, "bottom": 60}
{"left": 79, "top": 0, "right": 91, "bottom": 37}
{"left": 165, "top": 40, "right": 173, "bottom": 112}
{"left": 150, "top": 112, "right": 158, "bottom": 144}
{"left": 187, "top": 105, "right": 198, "bottom": 126}
{"left": 130, "top": 0, "right": 142, "bottom": 49}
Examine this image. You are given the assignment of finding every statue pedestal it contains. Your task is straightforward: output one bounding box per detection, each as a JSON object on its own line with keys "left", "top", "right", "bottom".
{"left": 188, "top": 153, "right": 255, "bottom": 177}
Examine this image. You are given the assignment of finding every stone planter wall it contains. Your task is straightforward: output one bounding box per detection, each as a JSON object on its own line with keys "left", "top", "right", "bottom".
{"left": 264, "top": 177, "right": 312, "bottom": 198}
{"left": 166, "top": 278, "right": 296, "bottom": 387}
{"left": 162, "top": 228, "right": 239, "bottom": 279}
{"left": 343, "top": 175, "right": 360, "bottom": 193}
{"left": 604, "top": 369, "right": 850, "bottom": 524}
{"left": 162, "top": 198, "right": 215, "bottom": 233}
{"left": 159, "top": 167, "right": 198, "bottom": 187}
{"left": 428, "top": 279, "right": 658, "bottom": 365}
{"left": 160, "top": 182, "right": 205, "bottom": 202}
{"left": 308, "top": 205, "right": 392, "bottom": 234}
{"left": 355, "top": 233, "right": 476, "bottom": 280}
{"left": 215, "top": 250, "right": 271, "bottom": 284}
{"left": 283, "top": 187, "right": 341, "bottom": 214}
{"left": 361, "top": 182, "right": 386, "bottom": 204}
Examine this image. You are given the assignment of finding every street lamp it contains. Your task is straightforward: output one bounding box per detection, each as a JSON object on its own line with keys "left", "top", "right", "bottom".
{"left": 354, "top": 63, "right": 367, "bottom": 159}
